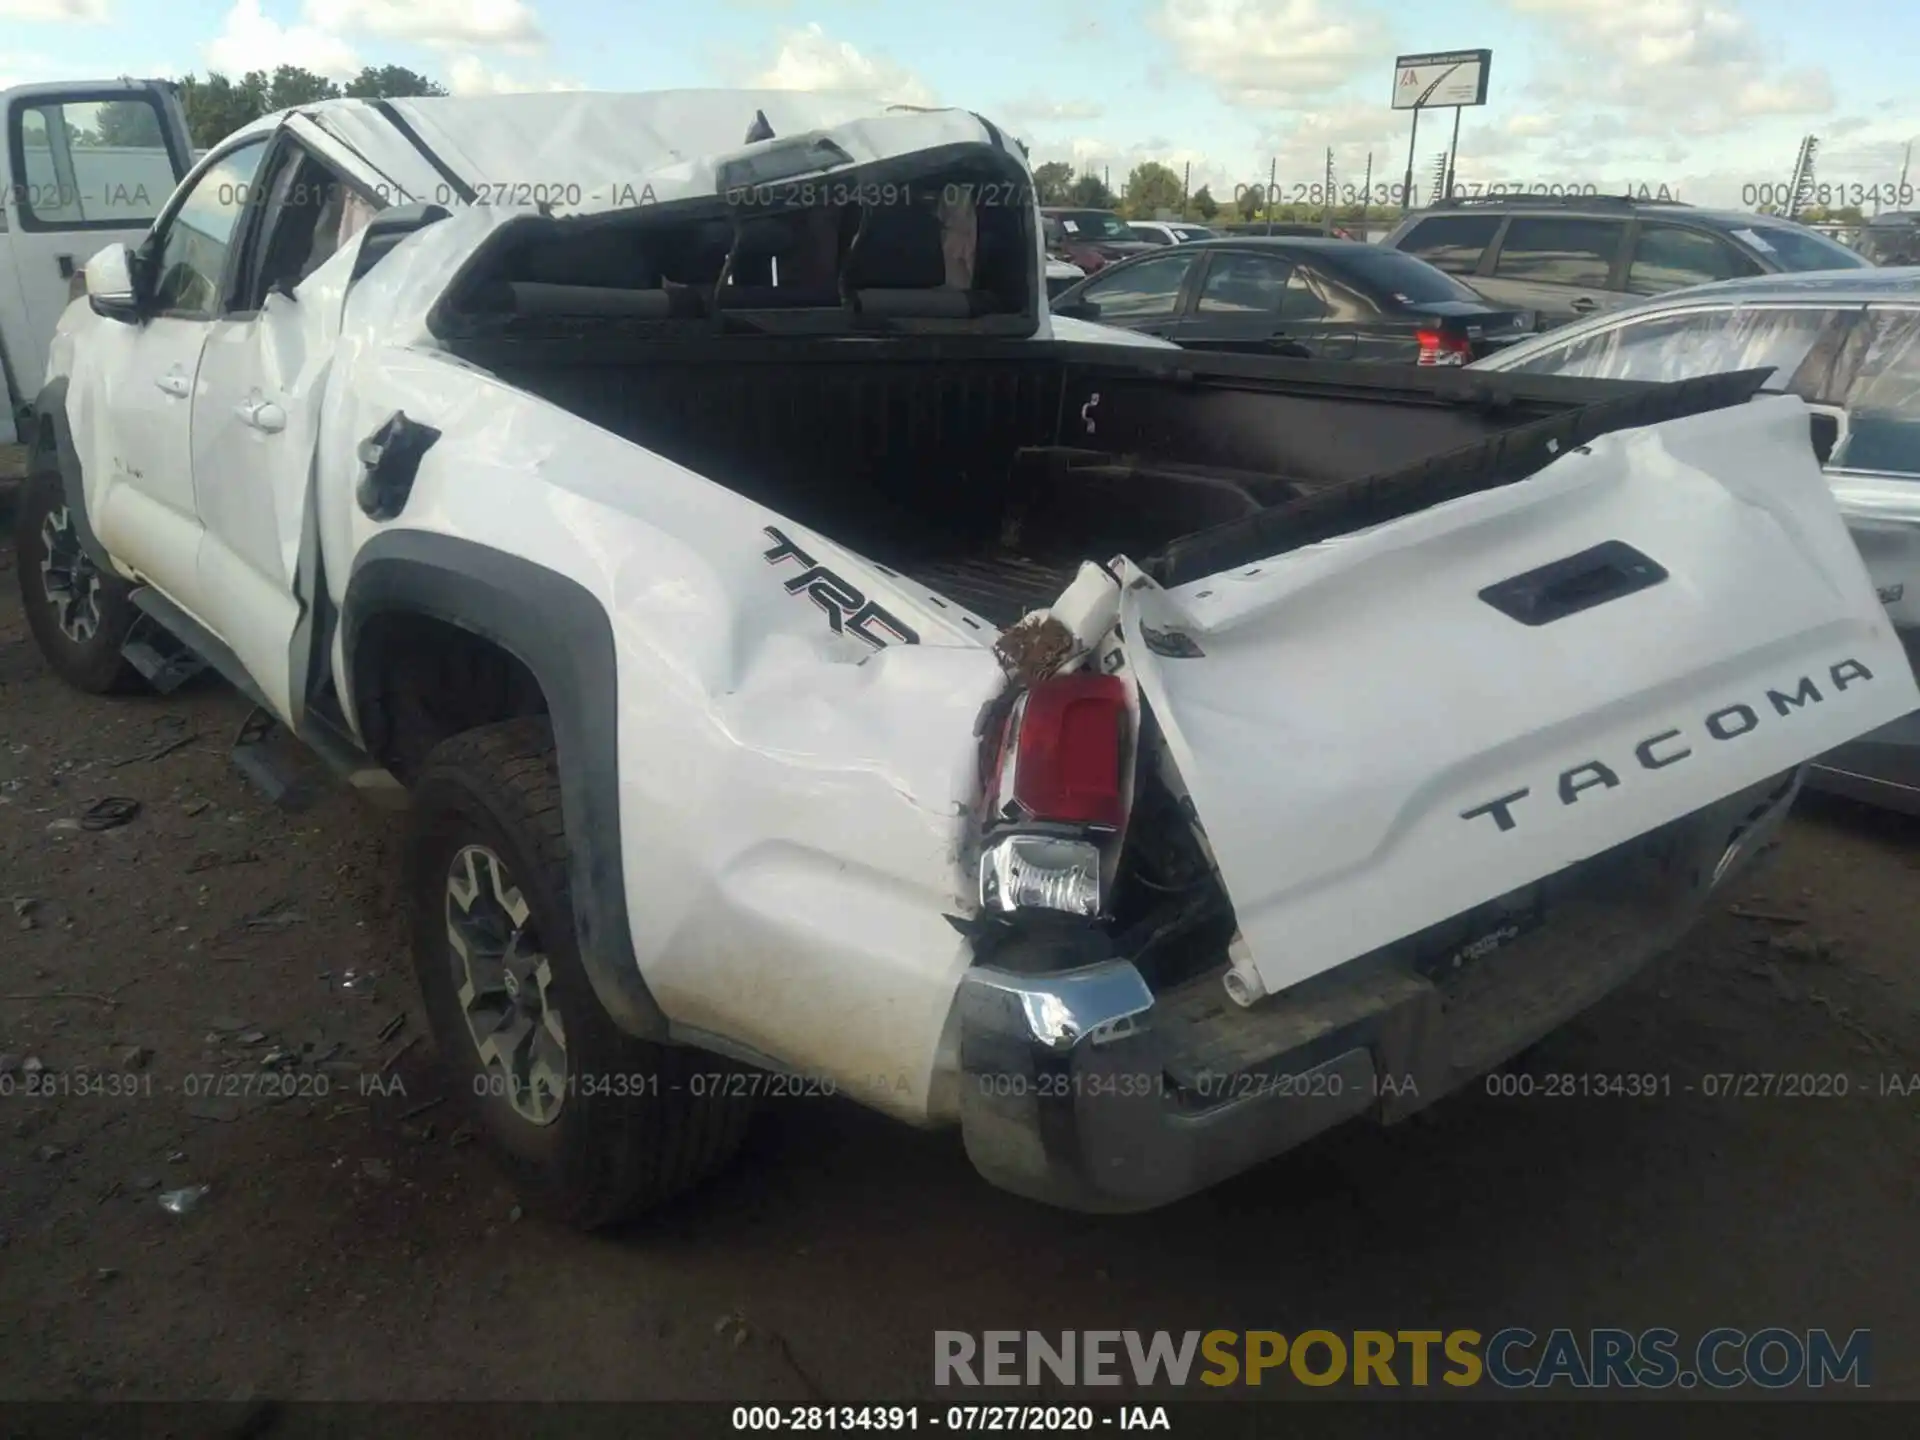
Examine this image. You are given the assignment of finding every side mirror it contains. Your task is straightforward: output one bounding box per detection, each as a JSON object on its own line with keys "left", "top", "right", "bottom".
{"left": 1806, "top": 404, "right": 1850, "bottom": 467}
{"left": 84, "top": 243, "right": 142, "bottom": 323}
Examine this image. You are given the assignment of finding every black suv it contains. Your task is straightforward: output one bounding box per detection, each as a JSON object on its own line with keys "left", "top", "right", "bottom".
{"left": 1379, "top": 193, "right": 1869, "bottom": 327}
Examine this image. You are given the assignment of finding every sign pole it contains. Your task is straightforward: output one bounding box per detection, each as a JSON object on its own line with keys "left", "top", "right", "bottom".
{"left": 1401, "top": 107, "right": 1420, "bottom": 216}
{"left": 1447, "top": 105, "right": 1463, "bottom": 198}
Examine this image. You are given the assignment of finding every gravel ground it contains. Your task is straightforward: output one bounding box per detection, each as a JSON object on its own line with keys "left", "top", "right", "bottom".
{"left": 1, "top": 469, "right": 1917, "bottom": 1403}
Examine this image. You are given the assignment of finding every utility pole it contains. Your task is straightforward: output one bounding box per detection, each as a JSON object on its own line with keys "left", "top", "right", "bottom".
{"left": 1266, "top": 155, "right": 1277, "bottom": 226}
{"left": 1323, "top": 147, "right": 1336, "bottom": 234}
{"left": 1400, "top": 108, "right": 1421, "bottom": 216}
{"left": 1898, "top": 140, "right": 1913, "bottom": 214}
{"left": 1182, "top": 160, "right": 1190, "bottom": 216}
{"left": 1446, "top": 105, "right": 1463, "bottom": 199}
{"left": 1359, "top": 151, "right": 1372, "bottom": 236}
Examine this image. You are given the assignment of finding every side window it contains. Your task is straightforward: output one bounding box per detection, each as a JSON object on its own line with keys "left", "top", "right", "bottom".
{"left": 9, "top": 95, "right": 178, "bottom": 229}
{"left": 1081, "top": 251, "right": 1197, "bottom": 318}
{"left": 1196, "top": 251, "right": 1291, "bottom": 313}
{"left": 1627, "top": 225, "right": 1756, "bottom": 296}
{"left": 1508, "top": 307, "right": 1837, "bottom": 387}
{"left": 1279, "top": 268, "right": 1332, "bottom": 321}
{"left": 245, "top": 152, "right": 383, "bottom": 308}
{"left": 1492, "top": 217, "right": 1626, "bottom": 288}
{"left": 1397, "top": 214, "right": 1501, "bottom": 275}
{"left": 147, "top": 139, "right": 269, "bottom": 320}
{"left": 1831, "top": 308, "right": 1920, "bottom": 476}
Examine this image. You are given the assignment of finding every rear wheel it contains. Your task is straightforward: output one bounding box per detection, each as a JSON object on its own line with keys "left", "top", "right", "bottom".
{"left": 12, "top": 457, "right": 142, "bottom": 694}
{"left": 405, "top": 717, "right": 752, "bottom": 1229}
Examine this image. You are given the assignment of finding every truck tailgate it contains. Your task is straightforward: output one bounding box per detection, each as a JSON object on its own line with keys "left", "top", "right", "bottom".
{"left": 1120, "top": 394, "right": 1919, "bottom": 998}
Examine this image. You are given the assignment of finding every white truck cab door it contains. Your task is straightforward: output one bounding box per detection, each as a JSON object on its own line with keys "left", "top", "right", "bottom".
{"left": 190, "top": 135, "right": 379, "bottom": 723}
{"left": 0, "top": 82, "right": 190, "bottom": 442}
{"left": 71, "top": 137, "right": 270, "bottom": 614}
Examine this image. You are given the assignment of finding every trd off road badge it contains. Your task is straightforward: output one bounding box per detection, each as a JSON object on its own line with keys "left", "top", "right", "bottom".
{"left": 761, "top": 527, "right": 920, "bottom": 650}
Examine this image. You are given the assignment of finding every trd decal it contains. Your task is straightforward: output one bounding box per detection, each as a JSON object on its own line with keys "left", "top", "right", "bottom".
{"left": 1080, "top": 392, "right": 1101, "bottom": 435}
{"left": 1459, "top": 658, "right": 1874, "bottom": 834}
{"left": 761, "top": 527, "right": 920, "bottom": 650}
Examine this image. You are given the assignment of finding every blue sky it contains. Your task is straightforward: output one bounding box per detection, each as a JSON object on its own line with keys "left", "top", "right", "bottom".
{"left": 3, "top": 0, "right": 1914, "bottom": 208}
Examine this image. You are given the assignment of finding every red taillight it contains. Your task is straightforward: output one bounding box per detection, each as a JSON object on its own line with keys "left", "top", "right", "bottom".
{"left": 989, "top": 673, "right": 1129, "bottom": 831}
{"left": 1416, "top": 328, "right": 1472, "bottom": 366}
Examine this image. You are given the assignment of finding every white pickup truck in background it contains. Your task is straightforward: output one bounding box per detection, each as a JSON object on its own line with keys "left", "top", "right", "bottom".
{"left": 1, "top": 79, "right": 193, "bottom": 446}
{"left": 12, "top": 87, "right": 1918, "bottom": 1229}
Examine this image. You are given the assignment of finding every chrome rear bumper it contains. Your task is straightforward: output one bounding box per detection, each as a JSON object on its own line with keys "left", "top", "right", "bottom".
{"left": 955, "top": 771, "right": 1799, "bottom": 1213}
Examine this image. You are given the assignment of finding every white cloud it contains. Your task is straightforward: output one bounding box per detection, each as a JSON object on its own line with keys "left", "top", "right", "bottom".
{"left": 302, "top": 0, "right": 544, "bottom": 49}
{"left": 207, "top": 0, "right": 361, "bottom": 79}
{"left": 747, "top": 23, "right": 934, "bottom": 107}
{"left": 1502, "top": 0, "right": 1833, "bottom": 137}
{"left": 993, "top": 94, "right": 1104, "bottom": 126}
{"left": 446, "top": 54, "right": 582, "bottom": 95}
{"left": 1153, "top": 0, "right": 1386, "bottom": 108}
{"left": 0, "top": 0, "right": 107, "bottom": 20}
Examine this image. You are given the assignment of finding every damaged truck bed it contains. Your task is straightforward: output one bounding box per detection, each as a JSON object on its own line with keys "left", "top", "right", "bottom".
{"left": 27, "top": 90, "right": 1919, "bottom": 1224}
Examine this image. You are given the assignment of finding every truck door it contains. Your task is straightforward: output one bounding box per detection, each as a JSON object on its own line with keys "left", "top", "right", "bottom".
{"left": 1, "top": 81, "right": 191, "bottom": 442}
{"left": 190, "top": 126, "right": 382, "bottom": 724}
{"left": 64, "top": 135, "right": 270, "bottom": 615}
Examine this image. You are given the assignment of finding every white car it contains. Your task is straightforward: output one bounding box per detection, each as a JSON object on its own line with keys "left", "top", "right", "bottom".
{"left": 1127, "top": 220, "right": 1218, "bottom": 246}
{"left": 14, "top": 87, "right": 1916, "bottom": 1228}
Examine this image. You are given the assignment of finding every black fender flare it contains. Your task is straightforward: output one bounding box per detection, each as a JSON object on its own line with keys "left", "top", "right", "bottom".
{"left": 343, "top": 531, "right": 669, "bottom": 1041}
{"left": 30, "top": 377, "right": 116, "bottom": 572}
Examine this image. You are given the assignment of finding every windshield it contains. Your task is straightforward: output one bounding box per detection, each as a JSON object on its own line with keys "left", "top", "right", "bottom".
{"left": 1736, "top": 224, "right": 1870, "bottom": 272}
{"left": 1055, "top": 211, "right": 1135, "bottom": 241}
{"left": 1325, "top": 247, "right": 1482, "bottom": 305}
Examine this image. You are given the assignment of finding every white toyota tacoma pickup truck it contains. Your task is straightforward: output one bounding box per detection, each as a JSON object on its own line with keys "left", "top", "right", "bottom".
{"left": 14, "top": 89, "right": 1918, "bottom": 1228}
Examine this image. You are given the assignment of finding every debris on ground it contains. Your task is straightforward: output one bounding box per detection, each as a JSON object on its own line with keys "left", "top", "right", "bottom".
{"left": 79, "top": 796, "right": 142, "bottom": 832}
{"left": 714, "top": 1311, "right": 752, "bottom": 1348}
{"left": 377, "top": 1013, "right": 406, "bottom": 1043}
{"left": 157, "top": 1185, "right": 210, "bottom": 1215}
{"left": 33, "top": 1143, "right": 66, "bottom": 1162}
{"left": 1768, "top": 931, "right": 1839, "bottom": 964}
{"left": 243, "top": 904, "right": 305, "bottom": 931}
{"left": 118, "top": 1045, "right": 152, "bottom": 1071}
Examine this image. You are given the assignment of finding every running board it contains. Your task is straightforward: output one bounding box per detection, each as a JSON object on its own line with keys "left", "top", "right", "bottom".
{"left": 121, "top": 613, "right": 210, "bottom": 695}
{"left": 124, "top": 586, "right": 407, "bottom": 811}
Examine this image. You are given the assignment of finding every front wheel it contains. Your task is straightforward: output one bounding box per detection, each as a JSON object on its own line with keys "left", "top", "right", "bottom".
{"left": 12, "top": 457, "right": 142, "bottom": 694}
{"left": 405, "top": 717, "right": 752, "bottom": 1229}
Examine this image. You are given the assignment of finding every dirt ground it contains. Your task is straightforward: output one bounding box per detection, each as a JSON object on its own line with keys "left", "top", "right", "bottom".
{"left": 1, "top": 462, "right": 1918, "bottom": 1405}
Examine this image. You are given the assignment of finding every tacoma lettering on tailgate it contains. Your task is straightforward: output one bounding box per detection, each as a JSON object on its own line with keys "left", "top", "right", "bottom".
{"left": 1460, "top": 659, "right": 1875, "bottom": 834}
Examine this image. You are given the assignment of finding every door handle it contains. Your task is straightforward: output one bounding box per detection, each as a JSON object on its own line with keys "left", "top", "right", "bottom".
{"left": 154, "top": 372, "right": 191, "bottom": 398}
{"left": 1569, "top": 297, "right": 1599, "bottom": 314}
{"left": 236, "top": 397, "right": 287, "bottom": 433}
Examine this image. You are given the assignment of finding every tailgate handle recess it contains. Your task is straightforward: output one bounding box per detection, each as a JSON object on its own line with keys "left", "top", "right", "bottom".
{"left": 1479, "top": 541, "right": 1668, "bottom": 627}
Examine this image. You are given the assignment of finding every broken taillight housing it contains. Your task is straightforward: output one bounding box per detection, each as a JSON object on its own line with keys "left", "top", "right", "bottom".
{"left": 978, "top": 672, "right": 1131, "bottom": 917}
{"left": 1415, "top": 327, "right": 1472, "bottom": 367}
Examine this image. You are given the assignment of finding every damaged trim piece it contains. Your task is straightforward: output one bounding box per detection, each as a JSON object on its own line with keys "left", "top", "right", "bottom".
{"left": 355, "top": 411, "right": 442, "bottom": 522}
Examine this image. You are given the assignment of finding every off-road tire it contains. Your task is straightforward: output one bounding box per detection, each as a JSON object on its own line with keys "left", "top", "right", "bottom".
{"left": 405, "top": 717, "right": 752, "bottom": 1229}
{"left": 12, "top": 457, "right": 142, "bottom": 694}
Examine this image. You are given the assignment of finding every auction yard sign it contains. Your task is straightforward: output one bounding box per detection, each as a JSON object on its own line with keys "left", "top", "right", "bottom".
{"left": 1392, "top": 50, "right": 1493, "bottom": 110}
